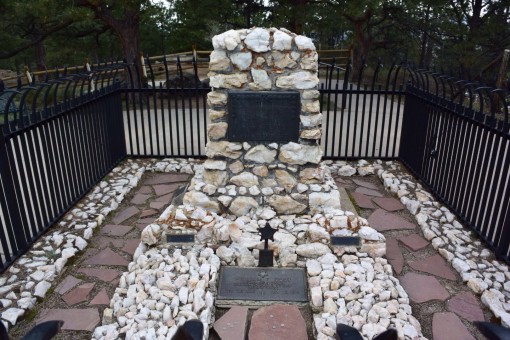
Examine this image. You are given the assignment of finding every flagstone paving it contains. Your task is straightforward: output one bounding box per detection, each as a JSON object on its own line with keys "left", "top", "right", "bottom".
{"left": 8, "top": 168, "right": 490, "bottom": 339}
{"left": 26, "top": 172, "right": 190, "bottom": 336}
{"left": 339, "top": 175, "right": 488, "bottom": 339}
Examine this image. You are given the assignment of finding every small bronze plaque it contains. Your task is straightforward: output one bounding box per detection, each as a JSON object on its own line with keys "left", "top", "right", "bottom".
{"left": 227, "top": 91, "right": 300, "bottom": 142}
{"left": 217, "top": 267, "right": 307, "bottom": 302}
{"left": 331, "top": 236, "right": 360, "bottom": 246}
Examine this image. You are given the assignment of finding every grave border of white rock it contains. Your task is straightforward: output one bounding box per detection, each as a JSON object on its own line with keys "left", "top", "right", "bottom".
{"left": 330, "top": 159, "right": 510, "bottom": 328}
{"left": 94, "top": 160, "right": 427, "bottom": 340}
{"left": 0, "top": 158, "right": 199, "bottom": 331}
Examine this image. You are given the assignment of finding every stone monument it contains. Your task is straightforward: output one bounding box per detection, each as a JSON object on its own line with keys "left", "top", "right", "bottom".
{"left": 183, "top": 27, "right": 341, "bottom": 216}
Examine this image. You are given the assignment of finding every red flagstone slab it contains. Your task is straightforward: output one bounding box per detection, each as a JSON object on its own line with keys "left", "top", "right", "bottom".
{"left": 398, "top": 233, "right": 429, "bottom": 251}
{"left": 137, "top": 223, "right": 150, "bottom": 231}
{"left": 145, "top": 173, "right": 190, "bottom": 185}
{"left": 36, "top": 309, "right": 100, "bottom": 331}
{"left": 213, "top": 306, "right": 249, "bottom": 340}
{"left": 352, "top": 179, "right": 379, "bottom": 190}
{"left": 372, "top": 197, "right": 405, "bottom": 212}
{"left": 136, "top": 186, "right": 152, "bottom": 194}
{"left": 83, "top": 248, "right": 129, "bottom": 266}
{"left": 155, "top": 192, "right": 174, "bottom": 203}
{"left": 89, "top": 288, "right": 110, "bottom": 305}
{"left": 131, "top": 193, "right": 151, "bottom": 205}
{"left": 62, "top": 282, "right": 95, "bottom": 306}
{"left": 122, "top": 239, "right": 140, "bottom": 256}
{"left": 248, "top": 304, "right": 307, "bottom": 340}
{"left": 400, "top": 272, "right": 450, "bottom": 303}
{"left": 408, "top": 254, "right": 457, "bottom": 280}
{"left": 350, "top": 192, "right": 376, "bottom": 209}
{"left": 96, "top": 237, "right": 125, "bottom": 249}
{"left": 77, "top": 268, "right": 121, "bottom": 282}
{"left": 100, "top": 224, "right": 133, "bottom": 237}
{"left": 56, "top": 276, "right": 82, "bottom": 295}
{"left": 333, "top": 177, "right": 351, "bottom": 185}
{"left": 137, "top": 217, "right": 157, "bottom": 225}
{"left": 153, "top": 183, "right": 180, "bottom": 196}
{"left": 112, "top": 206, "right": 139, "bottom": 225}
{"left": 140, "top": 209, "right": 158, "bottom": 218}
{"left": 432, "top": 312, "right": 476, "bottom": 340}
{"left": 150, "top": 201, "right": 167, "bottom": 210}
{"left": 367, "top": 209, "right": 416, "bottom": 231}
{"left": 334, "top": 181, "right": 355, "bottom": 190}
{"left": 385, "top": 238, "right": 404, "bottom": 275}
{"left": 354, "top": 187, "right": 384, "bottom": 197}
{"left": 447, "top": 291, "right": 485, "bottom": 322}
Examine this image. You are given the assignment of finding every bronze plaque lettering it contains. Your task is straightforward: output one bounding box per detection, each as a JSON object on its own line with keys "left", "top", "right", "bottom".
{"left": 227, "top": 91, "right": 300, "bottom": 142}
{"left": 217, "top": 267, "right": 307, "bottom": 301}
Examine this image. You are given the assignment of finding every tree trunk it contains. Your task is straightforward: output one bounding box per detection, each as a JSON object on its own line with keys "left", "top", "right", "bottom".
{"left": 32, "top": 31, "right": 46, "bottom": 71}
{"left": 76, "top": 0, "right": 143, "bottom": 88}
{"left": 419, "top": 5, "right": 431, "bottom": 68}
{"left": 117, "top": 23, "right": 144, "bottom": 88}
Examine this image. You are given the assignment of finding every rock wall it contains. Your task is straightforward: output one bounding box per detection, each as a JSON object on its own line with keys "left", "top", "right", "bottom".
{"left": 184, "top": 27, "right": 340, "bottom": 216}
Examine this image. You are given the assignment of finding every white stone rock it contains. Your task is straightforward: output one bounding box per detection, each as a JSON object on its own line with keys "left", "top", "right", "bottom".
{"left": 209, "top": 50, "right": 230, "bottom": 71}
{"left": 74, "top": 236, "right": 88, "bottom": 251}
{"left": 244, "top": 28, "right": 270, "bottom": 52}
{"left": 279, "top": 142, "right": 322, "bottom": 165}
{"left": 1, "top": 308, "right": 24, "bottom": 326}
{"left": 209, "top": 73, "right": 248, "bottom": 89}
{"left": 216, "top": 246, "right": 234, "bottom": 263}
{"left": 231, "top": 52, "right": 252, "bottom": 70}
{"left": 229, "top": 197, "right": 259, "bottom": 216}
{"left": 273, "top": 30, "right": 293, "bottom": 50}
{"left": 358, "top": 227, "right": 383, "bottom": 241}
{"left": 17, "top": 297, "right": 36, "bottom": 309}
{"left": 338, "top": 165, "right": 356, "bottom": 176}
{"left": 300, "top": 114, "right": 322, "bottom": 128}
{"left": 141, "top": 224, "right": 161, "bottom": 246}
{"left": 206, "top": 141, "right": 242, "bottom": 159}
{"left": 296, "top": 243, "right": 331, "bottom": 258}
{"left": 309, "top": 191, "right": 341, "bottom": 213}
{"left": 212, "top": 30, "right": 241, "bottom": 51}
{"left": 230, "top": 172, "right": 259, "bottom": 187}
{"left": 481, "top": 290, "right": 510, "bottom": 327}
{"left": 452, "top": 258, "right": 471, "bottom": 273}
{"left": 245, "top": 145, "right": 277, "bottom": 163}
{"left": 33, "top": 281, "right": 52, "bottom": 298}
{"left": 294, "top": 35, "right": 316, "bottom": 51}
{"left": 311, "top": 286, "right": 323, "bottom": 307}
{"left": 183, "top": 191, "right": 220, "bottom": 212}
{"left": 306, "top": 259, "right": 322, "bottom": 276}
{"left": 467, "top": 278, "right": 488, "bottom": 294}
{"left": 258, "top": 208, "right": 276, "bottom": 220}
{"left": 267, "top": 195, "right": 307, "bottom": 214}
{"left": 276, "top": 71, "right": 319, "bottom": 90}
{"left": 250, "top": 68, "right": 272, "bottom": 90}
{"left": 308, "top": 224, "right": 330, "bottom": 242}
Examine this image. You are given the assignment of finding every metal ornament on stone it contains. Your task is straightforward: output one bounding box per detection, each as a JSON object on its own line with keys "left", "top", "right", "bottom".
{"left": 258, "top": 222, "right": 277, "bottom": 267}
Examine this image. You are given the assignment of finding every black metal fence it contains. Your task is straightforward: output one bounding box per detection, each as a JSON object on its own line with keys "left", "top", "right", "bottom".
{"left": 319, "top": 61, "right": 408, "bottom": 158}
{"left": 1, "top": 55, "right": 509, "bottom": 270}
{"left": 0, "top": 65, "right": 126, "bottom": 269}
{"left": 400, "top": 71, "right": 510, "bottom": 261}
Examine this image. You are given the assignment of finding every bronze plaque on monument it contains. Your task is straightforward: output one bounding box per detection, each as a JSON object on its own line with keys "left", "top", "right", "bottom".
{"left": 217, "top": 267, "right": 307, "bottom": 302}
{"left": 227, "top": 91, "right": 300, "bottom": 142}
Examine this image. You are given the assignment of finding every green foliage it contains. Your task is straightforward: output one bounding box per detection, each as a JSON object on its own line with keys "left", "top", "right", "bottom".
{"left": 0, "top": 0, "right": 508, "bottom": 81}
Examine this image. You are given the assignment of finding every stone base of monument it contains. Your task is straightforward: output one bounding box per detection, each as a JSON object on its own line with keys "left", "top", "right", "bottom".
{"left": 216, "top": 267, "right": 308, "bottom": 308}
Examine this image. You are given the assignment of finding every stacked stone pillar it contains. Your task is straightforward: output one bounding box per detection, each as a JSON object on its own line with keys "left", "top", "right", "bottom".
{"left": 183, "top": 27, "right": 340, "bottom": 216}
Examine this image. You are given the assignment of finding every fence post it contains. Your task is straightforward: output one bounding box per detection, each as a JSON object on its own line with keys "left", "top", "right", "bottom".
{"left": 496, "top": 202, "right": 510, "bottom": 260}
{"left": 0, "top": 133, "right": 28, "bottom": 253}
